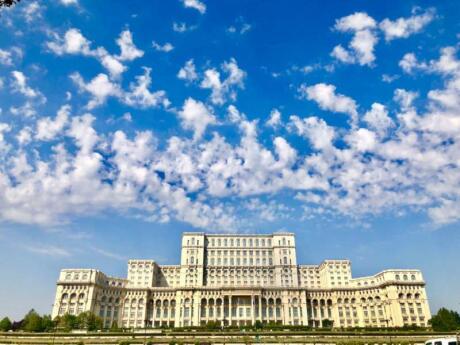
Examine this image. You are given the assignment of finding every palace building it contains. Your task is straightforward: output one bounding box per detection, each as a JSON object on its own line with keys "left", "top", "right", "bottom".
{"left": 51, "top": 232, "right": 431, "bottom": 329}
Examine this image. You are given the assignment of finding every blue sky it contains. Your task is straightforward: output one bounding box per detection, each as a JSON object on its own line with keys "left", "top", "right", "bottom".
{"left": 0, "top": 0, "right": 460, "bottom": 320}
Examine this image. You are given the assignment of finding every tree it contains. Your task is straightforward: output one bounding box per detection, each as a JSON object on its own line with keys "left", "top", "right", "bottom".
{"left": 76, "top": 312, "right": 103, "bottom": 331}
{"left": 55, "top": 313, "right": 78, "bottom": 331}
{"left": 0, "top": 0, "right": 21, "bottom": 8}
{"left": 22, "top": 309, "right": 44, "bottom": 332}
{"left": 429, "top": 308, "right": 460, "bottom": 331}
{"left": 41, "top": 315, "right": 55, "bottom": 332}
{"left": 0, "top": 317, "right": 12, "bottom": 332}
{"left": 322, "top": 319, "right": 334, "bottom": 328}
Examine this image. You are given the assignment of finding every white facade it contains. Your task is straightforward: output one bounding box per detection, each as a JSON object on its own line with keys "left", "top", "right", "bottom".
{"left": 52, "top": 232, "right": 431, "bottom": 329}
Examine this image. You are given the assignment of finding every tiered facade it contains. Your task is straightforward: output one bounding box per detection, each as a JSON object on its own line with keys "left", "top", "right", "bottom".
{"left": 51, "top": 232, "right": 431, "bottom": 329}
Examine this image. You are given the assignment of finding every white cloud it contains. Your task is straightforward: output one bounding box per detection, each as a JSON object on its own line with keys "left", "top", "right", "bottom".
{"left": 178, "top": 59, "right": 198, "bottom": 82}
{"left": 71, "top": 72, "right": 121, "bottom": 109}
{"left": 173, "top": 22, "right": 197, "bottom": 33}
{"left": 11, "top": 71, "right": 43, "bottom": 99}
{"left": 382, "top": 74, "right": 399, "bottom": 83}
{"left": 47, "top": 28, "right": 143, "bottom": 78}
{"left": 22, "top": 1, "right": 42, "bottom": 23}
{"left": 23, "top": 244, "right": 71, "bottom": 257}
{"left": 345, "top": 128, "right": 377, "bottom": 152}
{"left": 380, "top": 8, "right": 435, "bottom": 41}
{"left": 9, "top": 102, "right": 37, "bottom": 118}
{"left": 59, "top": 0, "right": 78, "bottom": 5}
{"left": 0, "top": 49, "right": 13, "bottom": 65}
{"left": 35, "top": 105, "right": 70, "bottom": 141}
{"left": 331, "top": 12, "right": 378, "bottom": 66}
{"left": 71, "top": 68, "right": 168, "bottom": 110}
{"left": 177, "top": 98, "right": 216, "bottom": 140}
{"left": 182, "top": 0, "right": 206, "bottom": 14}
{"left": 0, "top": 123, "right": 11, "bottom": 152}
{"left": 299, "top": 83, "right": 358, "bottom": 123}
{"left": 200, "top": 58, "right": 246, "bottom": 105}
{"left": 122, "top": 67, "right": 169, "bottom": 109}
{"left": 363, "top": 103, "right": 394, "bottom": 135}
{"left": 116, "top": 30, "right": 144, "bottom": 61}
{"left": 47, "top": 28, "right": 92, "bottom": 55}
{"left": 152, "top": 41, "right": 174, "bottom": 53}
{"left": 289, "top": 115, "right": 335, "bottom": 150}
{"left": 266, "top": 109, "right": 282, "bottom": 128}
{"left": 16, "top": 126, "right": 32, "bottom": 145}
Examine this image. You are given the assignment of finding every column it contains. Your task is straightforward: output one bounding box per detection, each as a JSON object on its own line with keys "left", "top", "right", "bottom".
{"left": 258, "top": 296, "right": 262, "bottom": 322}
{"left": 251, "top": 295, "right": 255, "bottom": 325}
{"left": 229, "top": 295, "right": 233, "bottom": 325}
{"left": 301, "top": 294, "right": 308, "bottom": 326}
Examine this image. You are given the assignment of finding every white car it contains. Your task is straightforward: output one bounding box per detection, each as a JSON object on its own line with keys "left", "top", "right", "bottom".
{"left": 425, "top": 338, "right": 458, "bottom": 345}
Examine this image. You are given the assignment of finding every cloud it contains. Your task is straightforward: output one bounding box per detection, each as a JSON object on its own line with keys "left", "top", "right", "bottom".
{"left": 266, "top": 109, "right": 282, "bottom": 128}
{"left": 71, "top": 72, "right": 121, "bottom": 109}
{"left": 23, "top": 244, "right": 71, "bottom": 257}
{"left": 172, "top": 22, "right": 197, "bottom": 33}
{"left": 0, "top": 47, "right": 22, "bottom": 66}
{"left": 122, "top": 67, "right": 170, "bottom": 109}
{"left": 200, "top": 58, "right": 246, "bottom": 105}
{"left": 152, "top": 41, "right": 174, "bottom": 53}
{"left": 363, "top": 103, "right": 394, "bottom": 136}
{"left": 35, "top": 105, "right": 70, "bottom": 141}
{"left": 47, "top": 28, "right": 143, "bottom": 78}
{"left": 331, "top": 12, "right": 378, "bottom": 66}
{"left": 289, "top": 115, "right": 335, "bottom": 150}
{"left": 380, "top": 8, "right": 435, "bottom": 41}
{"left": 331, "top": 8, "right": 435, "bottom": 66}
{"left": 182, "top": 0, "right": 206, "bottom": 14}
{"left": 71, "top": 69, "right": 168, "bottom": 110}
{"left": 177, "top": 98, "right": 216, "bottom": 140}
{"left": 59, "top": 0, "right": 78, "bottom": 6}
{"left": 116, "top": 30, "right": 144, "bottom": 61}
{"left": 11, "top": 71, "right": 43, "bottom": 99}
{"left": 178, "top": 59, "right": 198, "bottom": 82}
{"left": 299, "top": 83, "right": 358, "bottom": 123}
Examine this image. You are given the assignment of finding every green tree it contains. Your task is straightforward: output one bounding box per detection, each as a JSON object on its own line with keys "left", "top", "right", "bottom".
{"left": 41, "top": 315, "right": 55, "bottom": 332}
{"left": 429, "top": 308, "right": 460, "bottom": 331}
{"left": 0, "top": 317, "right": 12, "bottom": 331}
{"left": 76, "top": 312, "right": 103, "bottom": 331}
{"left": 22, "top": 309, "right": 44, "bottom": 332}
{"left": 322, "top": 319, "right": 334, "bottom": 328}
{"left": 56, "top": 313, "right": 78, "bottom": 331}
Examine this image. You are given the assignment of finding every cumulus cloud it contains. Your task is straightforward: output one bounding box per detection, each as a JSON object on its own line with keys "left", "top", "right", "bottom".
{"left": 178, "top": 59, "right": 198, "bottom": 82}
{"left": 181, "top": 0, "right": 206, "bottom": 14}
{"left": 177, "top": 98, "right": 216, "bottom": 140}
{"left": 266, "top": 109, "right": 282, "bottom": 128}
{"left": 70, "top": 68, "right": 168, "bottom": 110}
{"left": 299, "top": 83, "right": 358, "bottom": 124}
{"left": 47, "top": 28, "right": 143, "bottom": 78}
{"left": 152, "top": 41, "right": 174, "bottom": 53}
{"left": 0, "top": 47, "right": 22, "bottom": 66}
{"left": 380, "top": 8, "right": 435, "bottom": 41}
{"left": 71, "top": 72, "right": 121, "bottom": 109}
{"left": 11, "top": 71, "right": 43, "bottom": 100}
{"left": 200, "top": 58, "right": 246, "bottom": 105}
{"left": 116, "top": 30, "right": 144, "bottom": 61}
{"left": 59, "top": 0, "right": 78, "bottom": 6}
{"left": 173, "top": 22, "right": 197, "bottom": 33}
{"left": 331, "top": 12, "right": 378, "bottom": 66}
{"left": 331, "top": 8, "right": 436, "bottom": 66}
{"left": 35, "top": 105, "right": 71, "bottom": 141}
